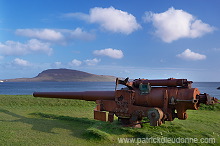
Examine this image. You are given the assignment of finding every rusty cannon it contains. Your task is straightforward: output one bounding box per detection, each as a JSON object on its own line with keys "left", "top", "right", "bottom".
{"left": 33, "top": 78, "right": 218, "bottom": 127}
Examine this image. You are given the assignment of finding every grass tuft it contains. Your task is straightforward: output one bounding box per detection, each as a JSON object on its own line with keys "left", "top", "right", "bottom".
{"left": 84, "top": 127, "right": 113, "bottom": 141}
{"left": 199, "top": 103, "right": 220, "bottom": 111}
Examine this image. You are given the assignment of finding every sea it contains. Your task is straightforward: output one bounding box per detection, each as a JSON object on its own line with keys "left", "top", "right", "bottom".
{"left": 0, "top": 82, "right": 219, "bottom": 99}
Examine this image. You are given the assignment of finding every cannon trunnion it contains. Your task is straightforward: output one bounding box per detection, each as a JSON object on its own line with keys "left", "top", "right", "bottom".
{"left": 33, "top": 78, "right": 218, "bottom": 127}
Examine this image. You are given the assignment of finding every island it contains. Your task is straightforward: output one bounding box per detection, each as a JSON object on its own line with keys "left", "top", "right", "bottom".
{"left": 2, "top": 69, "right": 116, "bottom": 82}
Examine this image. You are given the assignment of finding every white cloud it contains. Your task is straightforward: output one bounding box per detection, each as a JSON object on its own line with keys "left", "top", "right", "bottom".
{"left": 0, "top": 41, "right": 26, "bottom": 55}
{"left": 13, "top": 58, "right": 31, "bottom": 66}
{"left": 67, "top": 7, "right": 141, "bottom": 34}
{"left": 177, "top": 49, "right": 206, "bottom": 61}
{"left": 0, "top": 39, "right": 53, "bottom": 56}
{"left": 16, "top": 28, "right": 95, "bottom": 43}
{"left": 16, "top": 29, "right": 64, "bottom": 41}
{"left": 144, "top": 7, "right": 215, "bottom": 43}
{"left": 52, "top": 61, "right": 62, "bottom": 68}
{"left": 61, "top": 28, "right": 95, "bottom": 41}
{"left": 93, "top": 48, "right": 124, "bottom": 59}
{"left": 69, "top": 58, "right": 101, "bottom": 66}
{"left": 64, "top": 12, "right": 89, "bottom": 21}
{"left": 84, "top": 58, "right": 101, "bottom": 66}
{"left": 70, "top": 59, "right": 82, "bottom": 66}
{"left": 27, "top": 39, "right": 53, "bottom": 54}
{"left": 54, "top": 62, "right": 62, "bottom": 66}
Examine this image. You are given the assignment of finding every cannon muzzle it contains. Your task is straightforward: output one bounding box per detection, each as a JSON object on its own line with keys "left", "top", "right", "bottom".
{"left": 33, "top": 91, "right": 115, "bottom": 101}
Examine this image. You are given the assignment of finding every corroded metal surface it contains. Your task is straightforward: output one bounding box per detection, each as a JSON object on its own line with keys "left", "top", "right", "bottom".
{"left": 33, "top": 91, "right": 115, "bottom": 101}
{"left": 33, "top": 78, "right": 218, "bottom": 127}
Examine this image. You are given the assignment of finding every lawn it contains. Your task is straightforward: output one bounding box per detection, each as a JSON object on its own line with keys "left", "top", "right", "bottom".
{"left": 0, "top": 95, "right": 219, "bottom": 145}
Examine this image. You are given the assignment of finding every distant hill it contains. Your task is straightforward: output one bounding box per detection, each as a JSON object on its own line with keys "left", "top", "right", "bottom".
{"left": 3, "top": 69, "right": 116, "bottom": 82}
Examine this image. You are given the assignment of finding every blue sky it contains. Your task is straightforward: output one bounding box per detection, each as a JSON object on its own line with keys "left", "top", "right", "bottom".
{"left": 0, "top": 0, "right": 220, "bottom": 81}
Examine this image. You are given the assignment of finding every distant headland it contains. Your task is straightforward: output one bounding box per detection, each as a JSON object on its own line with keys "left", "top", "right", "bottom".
{"left": 2, "top": 69, "right": 116, "bottom": 82}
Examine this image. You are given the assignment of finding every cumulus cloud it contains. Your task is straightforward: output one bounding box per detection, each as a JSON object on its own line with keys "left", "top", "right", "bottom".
{"left": 13, "top": 58, "right": 31, "bottom": 66}
{"left": 0, "top": 39, "right": 53, "bottom": 56}
{"left": 16, "top": 28, "right": 95, "bottom": 43}
{"left": 143, "top": 7, "right": 215, "bottom": 43}
{"left": 93, "top": 48, "right": 124, "bottom": 59}
{"left": 61, "top": 28, "right": 95, "bottom": 41}
{"left": 16, "top": 29, "right": 64, "bottom": 41}
{"left": 70, "top": 59, "right": 82, "bottom": 66}
{"left": 68, "top": 58, "right": 101, "bottom": 67}
{"left": 84, "top": 58, "right": 101, "bottom": 66}
{"left": 177, "top": 49, "right": 206, "bottom": 61}
{"left": 66, "top": 7, "right": 141, "bottom": 34}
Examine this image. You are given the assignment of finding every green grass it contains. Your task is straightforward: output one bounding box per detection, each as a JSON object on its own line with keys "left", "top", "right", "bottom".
{"left": 0, "top": 95, "right": 219, "bottom": 145}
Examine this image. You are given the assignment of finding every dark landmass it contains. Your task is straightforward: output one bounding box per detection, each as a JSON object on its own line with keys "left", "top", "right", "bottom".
{"left": 2, "top": 69, "right": 116, "bottom": 82}
{"left": 217, "top": 87, "right": 220, "bottom": 90}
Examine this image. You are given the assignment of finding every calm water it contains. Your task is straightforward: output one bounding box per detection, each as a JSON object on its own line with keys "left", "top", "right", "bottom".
{"left": 0, "top": 82, "right": 219, "bottom": 99}
{"left": 0, "top": 82, "right": 116, "bottom": 95}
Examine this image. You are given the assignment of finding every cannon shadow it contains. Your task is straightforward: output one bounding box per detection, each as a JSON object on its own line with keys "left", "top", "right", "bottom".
{"left": 0, "top": 109, "right": 98, "bottom": 138}
{"left": 0, "top": 108, "right": 142, "bottom": 140}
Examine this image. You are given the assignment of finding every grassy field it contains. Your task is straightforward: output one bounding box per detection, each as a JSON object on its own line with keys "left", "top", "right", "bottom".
{"left": 0, "top": 95, "right": 219, "bottom": 145}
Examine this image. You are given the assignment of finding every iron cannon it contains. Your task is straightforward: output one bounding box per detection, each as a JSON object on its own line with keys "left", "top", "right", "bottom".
{"left": 33, "top": 78, "right": 218, "bottom": 127}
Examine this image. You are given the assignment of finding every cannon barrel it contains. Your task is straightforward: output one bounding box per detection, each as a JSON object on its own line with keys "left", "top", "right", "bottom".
{"left": 33, "top": 91, "right": 115, "bottom": 101}
{"left": 133, "top": 78, "right": 192, "bottom": 87}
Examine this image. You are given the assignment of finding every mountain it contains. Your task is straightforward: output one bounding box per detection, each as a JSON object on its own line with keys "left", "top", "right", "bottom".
{"left": 3, "top": 69, "right": 116, "bottom": 82}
